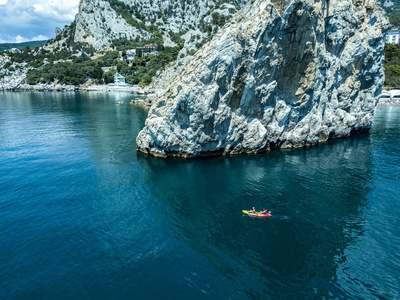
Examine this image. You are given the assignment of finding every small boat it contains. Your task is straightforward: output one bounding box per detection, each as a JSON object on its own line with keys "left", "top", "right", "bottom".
{"left": 242, "top": 210, "right": 271, "bottom": 218}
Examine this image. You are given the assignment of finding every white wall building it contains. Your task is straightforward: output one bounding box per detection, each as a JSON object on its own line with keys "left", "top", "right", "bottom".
{"left": 114, "top": 73, "right": 128, "bottom": 86}
{"left": 386, "top": 27, "right": 400, "bottom": 44}
{"left": 126, "top": 49, "right": 136, "bottom": 61}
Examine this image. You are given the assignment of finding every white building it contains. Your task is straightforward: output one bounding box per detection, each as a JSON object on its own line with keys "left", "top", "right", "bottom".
{"left": 126, "top": 49, "right": 136, "bottom": 61}
{"left": 114, "top": 73, "right": 128, "bottom": 86}
{"left": 379, "top": 90, "right": 400, "bottom": 104}
{"left": 386, "top": 27, "right": 400, "bottom": 44}
{"left": 102, "top": 66, "right": 116, "bottom": 73}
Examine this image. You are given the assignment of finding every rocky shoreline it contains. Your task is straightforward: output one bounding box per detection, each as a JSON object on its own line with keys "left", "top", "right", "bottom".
{"left": 0, "top": 82, "right": 156, "bottom": 95}
{"left": 1, "top": 83, "right": 78, "bottom": 92}
{"left": 0, "top": 81, "right": 155, "bottom": 107}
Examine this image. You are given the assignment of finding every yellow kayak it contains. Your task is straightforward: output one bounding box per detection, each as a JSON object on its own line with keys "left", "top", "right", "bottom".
{"left": 242, "top": 210, "right": 271, "bottom": 217}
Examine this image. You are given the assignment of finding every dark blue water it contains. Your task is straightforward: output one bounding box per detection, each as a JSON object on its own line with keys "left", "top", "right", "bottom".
{"left": 1, "top": 92, "right": 399, "bottom": 299}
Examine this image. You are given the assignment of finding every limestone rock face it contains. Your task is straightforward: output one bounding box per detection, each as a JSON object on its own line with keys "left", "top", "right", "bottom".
{"left": 74, "top": 0, "right": 149, "bottom": 50}
{"left": 136, "top": 0, "right": 390, "bottom": 158}
{"left": 74, "top": 0, "right": 244, "bottom": 50}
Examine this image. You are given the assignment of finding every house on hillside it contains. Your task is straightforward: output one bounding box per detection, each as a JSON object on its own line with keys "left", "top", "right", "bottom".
{"left": 136, "top": 44, "right": 157, "bottom": 56}
{"left": 114, "top": 73, "right": 128, "bottom": 86}
{"left": 126, "top": 49, "right": 136, "bottom": 61}
{"left": 386, "top": 27, "right": 400, "bottom": 44}
{"left": 143, "top": 44, "right": 156, "bottom": 52}
{"left": 102, "top": 66, "right": 116, "bottom": 73}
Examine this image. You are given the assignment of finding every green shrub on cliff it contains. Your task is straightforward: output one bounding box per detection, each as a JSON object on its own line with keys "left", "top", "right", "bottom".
{"left": 384, "top": 43, "right": 400, "bottom": 87}
{"left": 103, "top": 69, "right": 116, "bottom": 84}
{"left": 26, "top": 60, "right": 103, "bottom": 85}
{"left": 114, "top": 43, "right": 182, "bottom": 86}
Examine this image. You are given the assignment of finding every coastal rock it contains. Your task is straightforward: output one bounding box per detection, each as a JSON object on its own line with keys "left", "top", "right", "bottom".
{"left": 0, "top": 62, "right": 30, "bottom": 90}
{"left": 136, "top": 0, "right": 390, "bottom": 158}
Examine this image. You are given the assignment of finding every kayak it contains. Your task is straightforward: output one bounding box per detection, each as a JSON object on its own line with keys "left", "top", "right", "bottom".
{"left": 242, "top": 210, "right": 271, "bottom": 217}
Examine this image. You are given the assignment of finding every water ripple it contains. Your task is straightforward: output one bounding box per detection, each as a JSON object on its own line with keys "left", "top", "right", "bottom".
{"left": 1, "top": 94, "right": 400, "bottom": 299}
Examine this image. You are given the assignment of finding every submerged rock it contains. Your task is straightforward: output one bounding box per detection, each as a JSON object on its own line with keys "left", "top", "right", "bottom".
{"left": 137, "top": 0, "right": 390, "bottom": 158}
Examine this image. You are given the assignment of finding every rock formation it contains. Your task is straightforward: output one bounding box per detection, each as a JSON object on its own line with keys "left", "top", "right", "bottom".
{"left": 55, "top": 27, "right": 62, "bottom": 37}
{"left": 136, "top": 0, "right": 390, "bottom": 158}
{"left": 74, "top": 0, "right": 245, "bottom": 50}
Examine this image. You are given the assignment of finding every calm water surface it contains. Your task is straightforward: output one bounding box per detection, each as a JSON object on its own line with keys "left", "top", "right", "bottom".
{"left": 0, "top": 92, "right": 399, "bottom": 299}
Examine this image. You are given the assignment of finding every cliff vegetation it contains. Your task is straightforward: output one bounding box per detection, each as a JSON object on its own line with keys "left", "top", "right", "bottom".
{"left": 1, "top": 0, "right": 244, "bottom": 89}
{"left": 0, "top": 0, "right": 397, "bottom": 91}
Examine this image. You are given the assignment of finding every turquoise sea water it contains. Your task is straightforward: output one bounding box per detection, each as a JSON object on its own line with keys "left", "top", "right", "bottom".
{"left": 0, "top": 92, "right": 399, "bottom": 299}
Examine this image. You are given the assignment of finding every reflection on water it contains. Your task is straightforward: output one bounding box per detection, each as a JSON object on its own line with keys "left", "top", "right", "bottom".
{"left": 0, "top": 93, "right": 399, "bottom": 299}
{"left": 138, "top": 135, "right": 374, "bottom": 298}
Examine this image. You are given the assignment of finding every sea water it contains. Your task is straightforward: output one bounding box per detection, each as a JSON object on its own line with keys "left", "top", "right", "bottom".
{"left": 0, "top": 92, "right": 399, "bottom": 299}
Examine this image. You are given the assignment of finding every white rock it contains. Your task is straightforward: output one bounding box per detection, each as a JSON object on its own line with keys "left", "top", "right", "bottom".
{"left": 137, "top": 0, "right": 390, "bottom": 158}
{"left": 74, "top": 0, "right": 245, "bottom": 50}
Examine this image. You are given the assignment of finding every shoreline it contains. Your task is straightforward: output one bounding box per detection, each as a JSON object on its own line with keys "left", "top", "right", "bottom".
{"left": 0, "top": 83, "right": 156, "bottom": 95}
{"left": 378, "top": 102, "right": 400, "bottom": 106}
{"left": 0, "top": 83, "right": 156, "bottom": 107}
{"left": 3, "top": 85, "right": 400, "bottom": 108}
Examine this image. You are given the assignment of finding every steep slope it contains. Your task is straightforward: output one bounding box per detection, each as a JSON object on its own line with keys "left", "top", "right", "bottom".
{"left": 379, "top": 0, "right": 400, "bottom": 25}
{"left": 380, "top": 0, "right": 400, "bottom": 14}
{"left": 74, "top": 0, "right": 245, "bottom": 49}
{"left": 136, "top": 0, "right": 390, "bottom": 158}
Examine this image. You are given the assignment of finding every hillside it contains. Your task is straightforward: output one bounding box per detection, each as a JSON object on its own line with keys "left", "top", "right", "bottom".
{"left": 0, "top": 0, "right": 246, "bottom": 90}
{"left": 1, "top": 0, "right": 396, "bottom": 91}
{"left": 0, "top": 40, "right": 48, "bottom": 52}
{"left": 380, "top": 0, "right": 400, "bottom": 24}
{"left": 381, "top": 0, "right": 400, "bottom": 14}
{"left": 73, "top": 0, "right": 245, "bottom": 50}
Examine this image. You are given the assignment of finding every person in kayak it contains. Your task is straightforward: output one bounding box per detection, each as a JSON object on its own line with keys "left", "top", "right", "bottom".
{"left": 250, "top": 207, "right": 256, "bottom": 213}
{"left": 262, "top": 209, "right": 271, "bottom": 214}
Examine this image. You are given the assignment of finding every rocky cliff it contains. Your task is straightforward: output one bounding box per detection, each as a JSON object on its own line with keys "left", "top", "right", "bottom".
{"left": 136, "top": 0, "right": 390, "bottom": 158}
{"left": 74, "top": 0, "right": 245, "bottom": 49}
{"left": 74, "top": 0, "right": 149, "bottom": 49}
